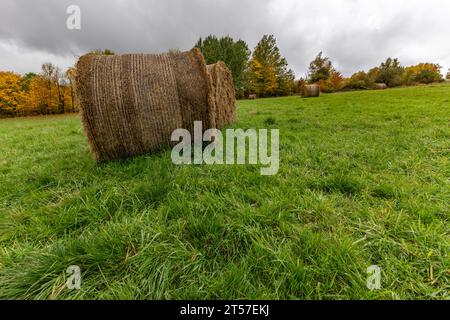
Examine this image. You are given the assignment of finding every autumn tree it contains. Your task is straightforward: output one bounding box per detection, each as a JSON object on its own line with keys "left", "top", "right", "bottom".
{"left": 196, "top": 35, "right": 250, "bottom": 97}
{"left": 248, "top": 58, "right": 277, "bottom": 96}
{"left": 24, "top": 63, "right": 73, "bottom": 115}
{"left": 28, "top": 74, "right": 48, "bottom": 114}
{"left": 404, "top": 63, "right": 443, "bottom": 84}
{"left": 307, "top": 52, "right": 344, "bottom": 92}
{"left": 66, "top": 67, "right": 78, "bottom": 112}
{"left": 40, "top": 63, "right": 73, "bottom": 113}
{"left": 0, "top": 72, "right": 27, "bottom": 116}
{"left": 20, "top": 72, "right": 37, "bottom": 92}
{"left": 0, "top": 63, "right": 75, "bottom": 117}
{"left": 55, "top": 66, "right": 67, "bottom": 113}
{"left": 41, "top": 63, "right": 55, "bottom": 112}
{"left": 248, "top": 34, "right": 295, "bottom": 97}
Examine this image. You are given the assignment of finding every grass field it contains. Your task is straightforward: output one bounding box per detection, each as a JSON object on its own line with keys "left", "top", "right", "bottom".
{"left": 0, "top": 84, "right": 449, "bottom": 299}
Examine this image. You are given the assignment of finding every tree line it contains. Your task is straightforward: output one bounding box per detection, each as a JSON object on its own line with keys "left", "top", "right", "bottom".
{"left": 312, "top": 55, "right": 446, "bottom": 93}
{"left": 196, "top": 34, "right": 296, "bottom": 98}
{"left": 0, "top": 64, "right": 78, "bottom": 117}
{"left": 1, "top": 39, "right": 448, "bottom": 117}
{"left": 0, "top": 49, "right": 116, "bottom": 117}
{"left": 196, "top": 34, "right": 448, "bottom": 98}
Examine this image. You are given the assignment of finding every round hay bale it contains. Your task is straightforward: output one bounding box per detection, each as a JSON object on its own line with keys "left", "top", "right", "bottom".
{"left": 75, "top": 48, "right": 215, "bottom": 161}
{"left": 248, "top": 94, "right": 257, "bottom": 100}
{"left": 301, "top": 84, "right": 320, "bottom": 98}
{"left": 206, "top": 61, "right": 236, "bottom": 129}
{"left": 373, "top": 83, "right": 387, "bottom": 90}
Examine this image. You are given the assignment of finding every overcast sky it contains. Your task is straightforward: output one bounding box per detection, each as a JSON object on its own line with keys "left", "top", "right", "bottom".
{"left": 0, "top": 0, "right": 449, "bottom": 78}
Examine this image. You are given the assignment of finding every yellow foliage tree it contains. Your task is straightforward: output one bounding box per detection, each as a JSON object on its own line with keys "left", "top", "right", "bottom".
{"left": 65, "top": 67, "right": 78, "bottom": 112}
{"left": 0, "top": 71, "right": 27, "bottom": 116}
{"left": 249, "top": 58, "right": 278, "bottom": 97}
{"left": 28, "top": 75, "right": 48, "bottom": 114}
{"left": 318, "top": 70, "right": 345, "bottom": 93}
{"left": 247, "top": 35, "right": 294, "bottom": 97}
{"left": 404, "top": 63, "right": 442, "bottom": 84}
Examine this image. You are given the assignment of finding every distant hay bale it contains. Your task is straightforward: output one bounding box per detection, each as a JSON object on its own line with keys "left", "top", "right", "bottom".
{"left": 75, "top": 48, "right": 215, "bottom": 161}
{"left": 206, "top": 61, "right": 236, "bottom": 128}
{"left": 248, "top": 94, "right": 257, "bottom": 100}
{"left": 373, "top": 83, "right": 387, "bottom": 90}
{"left": 301, "top": 84, "right": 320, "bottom": 98}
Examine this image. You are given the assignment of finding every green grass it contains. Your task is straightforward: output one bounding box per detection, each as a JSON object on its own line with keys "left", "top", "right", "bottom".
{"left": 0, "top": 84, "right": 449, "bottom": 300}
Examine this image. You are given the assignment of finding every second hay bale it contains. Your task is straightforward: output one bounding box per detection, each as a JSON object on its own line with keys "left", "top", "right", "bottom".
{"left": 301, "top": 84, "right": 320, "bottom": 98}
{"left": 373, "top": 83, "right": 387, "bottom": 90}
{"left": 206, "top": 61, "right": 237, "bottom": 128}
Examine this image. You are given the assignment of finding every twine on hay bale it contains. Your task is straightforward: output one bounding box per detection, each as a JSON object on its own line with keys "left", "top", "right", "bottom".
{"left": 301, "top": 84, "right": 320, "bottom": 98}
{"left": 206, "top": 61, "right": 237, "bottom": 129}
{"left": 373, "top": 83, "right": 387, "bottom": 90}
{"left": 75, "top": 48, "right": 215, "bottom": 161}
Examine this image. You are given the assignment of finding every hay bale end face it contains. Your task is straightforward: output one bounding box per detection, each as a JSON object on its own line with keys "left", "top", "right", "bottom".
{"left": 301, "top": 84, "right": 320, "bottom": 98}
{"left": 75, "top": 48, "right": 215, "bottom": 161}
{"left": 373, "top": 83, "right": 387, "bottom": 90}
{"left": 206, "top": 61, "right": 236, "bottom": 128}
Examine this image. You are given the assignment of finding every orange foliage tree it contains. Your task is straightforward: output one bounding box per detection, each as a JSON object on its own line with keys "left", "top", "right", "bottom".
{"left": 0, "top": 63, "right": 76, "bottom": 117}
{"left": 307, "top": 52, "right": 344, "bottom": 93}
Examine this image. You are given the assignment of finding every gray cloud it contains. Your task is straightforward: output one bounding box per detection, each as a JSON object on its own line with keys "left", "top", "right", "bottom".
{"left": 0, "top": 0, "right": 449, "bottom": 76}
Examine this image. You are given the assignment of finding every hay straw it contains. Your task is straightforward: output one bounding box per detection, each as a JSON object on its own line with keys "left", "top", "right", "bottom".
{"left": 301, "top": 84, "right": 320, "bottom": 98}
{"left": 373, "top": 83, "right": 387, "bottom": 90}
{"left": 206, "top": 61, "right": 236, "bottom": 128}
{"left": 76, "top": 48, "right": 215, "bottom": 161}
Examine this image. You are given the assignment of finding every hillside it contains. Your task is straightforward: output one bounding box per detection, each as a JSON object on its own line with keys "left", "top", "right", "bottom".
{"left": 0, "top": 84, "right": 448, "bottom": 299}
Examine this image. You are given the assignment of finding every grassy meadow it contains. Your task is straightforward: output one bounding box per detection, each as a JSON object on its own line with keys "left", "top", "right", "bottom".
{"left": 0, "top": 84, "right": 449, "bottom": 299}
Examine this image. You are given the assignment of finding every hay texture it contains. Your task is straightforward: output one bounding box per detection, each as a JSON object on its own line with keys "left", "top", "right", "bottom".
{"left": 373, "top": 83, "right": 387, "bottom": 90}
{"left": 301, "top": 84, "right": 320, "bottom": 98}
{"left": 206, "top": 61, "right": 236, "bottom": 128}
{"left": 76, "top": 48, "right": 215, "bottom": 161}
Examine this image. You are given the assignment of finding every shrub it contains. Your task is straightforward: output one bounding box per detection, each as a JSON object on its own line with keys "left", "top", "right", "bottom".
{"left": 317, "top": 71, "right": 344, "bottom": 93}
{"left": 343, "top": 71, "right": 375, "bottom": 90}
